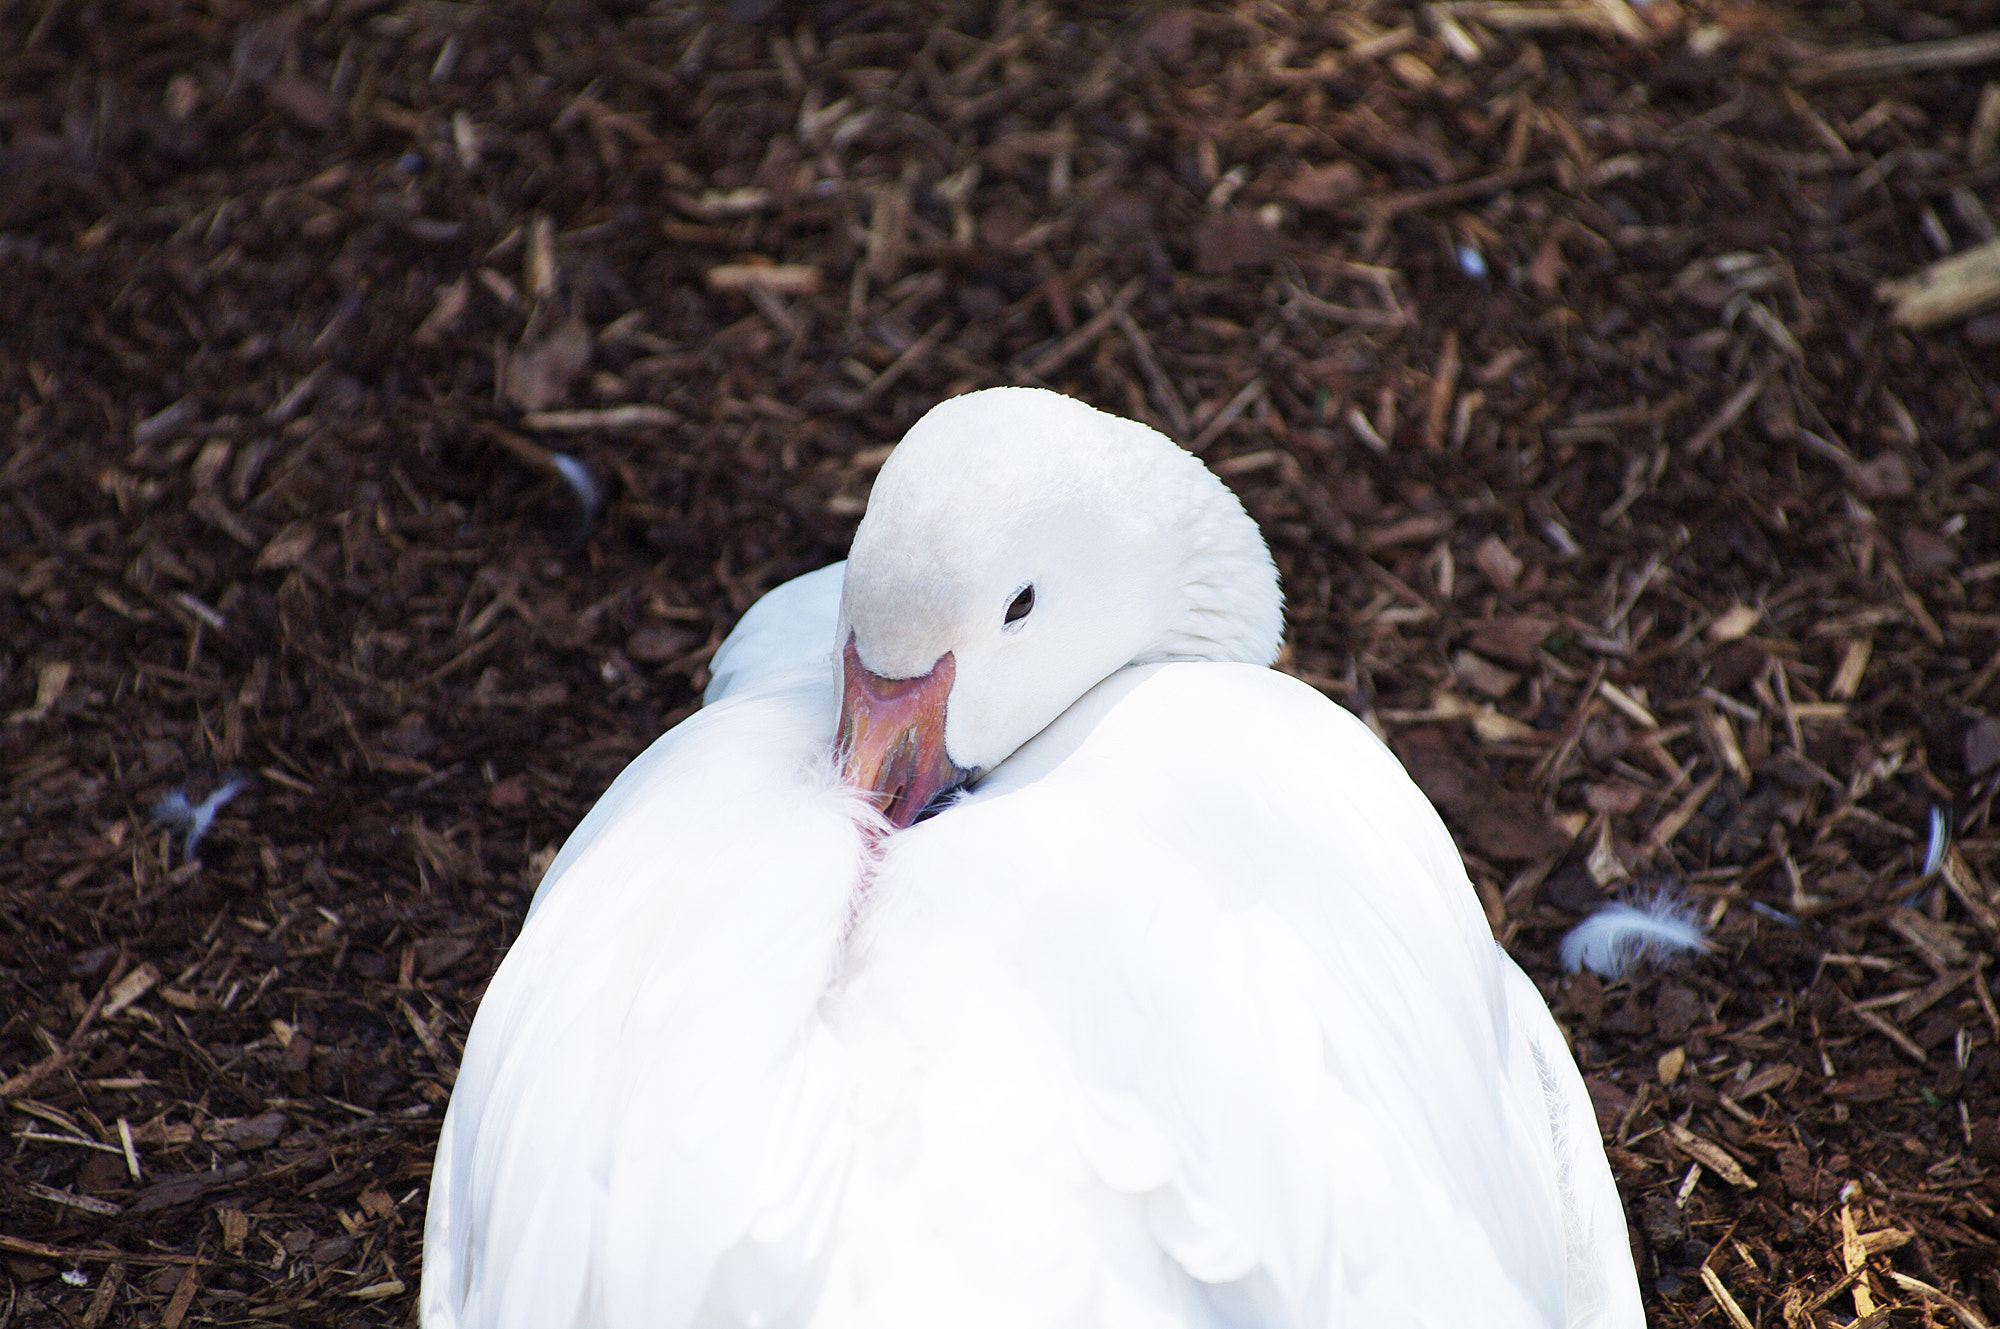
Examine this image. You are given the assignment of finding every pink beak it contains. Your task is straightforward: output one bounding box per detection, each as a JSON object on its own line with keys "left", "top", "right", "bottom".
{"left": 837, "top": 635, "right": 970, "bottom": 830}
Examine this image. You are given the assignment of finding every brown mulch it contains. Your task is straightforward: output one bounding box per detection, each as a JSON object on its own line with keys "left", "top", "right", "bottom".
{"left": 4, "top": 1, "right": 1998, "bottom": 1324}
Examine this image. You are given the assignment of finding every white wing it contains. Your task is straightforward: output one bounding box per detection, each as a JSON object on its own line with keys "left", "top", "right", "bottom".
{"left": 423, "top": 670, "right": 870, "bottom": 1329}
{"left": 703, "top": 562, "right": 845, "bottom": 706}
{"left": 1496, "top": 957, "right": 1642, "bottom": 1328}
{"left": 838, "top": 662, "right": 1642, "bottom": 1328}
{"left": 428, "top": 659, "right": 1641, "bottom": 1328}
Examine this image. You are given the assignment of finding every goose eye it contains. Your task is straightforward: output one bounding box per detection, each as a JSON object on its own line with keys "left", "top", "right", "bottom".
{"left": 1004, "top": 585, "right": 1035, "bottom": 625}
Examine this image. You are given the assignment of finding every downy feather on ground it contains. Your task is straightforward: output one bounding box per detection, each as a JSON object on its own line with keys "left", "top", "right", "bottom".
{"left": 1560, "top": 891, "right": 1709, "bottom": 981}
{"left": 152, "top": 777, "right": 248, "bottom": 860}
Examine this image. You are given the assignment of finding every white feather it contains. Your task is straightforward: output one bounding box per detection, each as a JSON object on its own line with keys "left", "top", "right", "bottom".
{"left": 1560, "top": 893, "right": 1709, "bottom": 980}
{"left": 151, "top": 776, "right": 248, "bottom": 859}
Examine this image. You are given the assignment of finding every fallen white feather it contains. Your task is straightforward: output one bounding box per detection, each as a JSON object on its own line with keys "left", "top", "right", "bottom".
{"left": 152, "top": 777, "right": 248, "bottom": 859}
{"left": 549, "top": 452, "right": 602, "bottom": 523}
{"left": 1560, "top": 892, "right": 1709, "bottom": 980}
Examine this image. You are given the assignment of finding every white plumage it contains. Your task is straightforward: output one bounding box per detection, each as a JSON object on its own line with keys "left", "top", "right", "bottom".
{"left": 422, "top": 388, "right": 1643, "bottom": 1329}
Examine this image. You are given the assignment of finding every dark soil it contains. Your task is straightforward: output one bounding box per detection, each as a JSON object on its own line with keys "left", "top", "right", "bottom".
{"left": 4, "top": 2, "right": 1999, "bottom": 1324}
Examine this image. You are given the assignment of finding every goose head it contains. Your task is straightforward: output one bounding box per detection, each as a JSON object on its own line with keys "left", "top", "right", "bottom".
{"left": 836, "top": 387, "right": 1283, "bottom": 829}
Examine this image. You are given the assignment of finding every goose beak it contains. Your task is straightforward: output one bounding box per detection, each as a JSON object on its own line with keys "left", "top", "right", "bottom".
{"left": 837, "top": 635, "right": 970, "bottom": 830}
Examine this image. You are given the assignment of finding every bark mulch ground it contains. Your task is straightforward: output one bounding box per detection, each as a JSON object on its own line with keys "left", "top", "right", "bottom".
{"left": 4, "top": 2, "right": 1999, "bottom": 1324}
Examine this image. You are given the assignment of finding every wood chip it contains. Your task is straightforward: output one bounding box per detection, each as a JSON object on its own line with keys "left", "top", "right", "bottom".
{"left": 1114, "top": 309, "right": 1190, "bottom": 439}
{"left": 1189, "top": 377, "right": 1267, "bottom": 454}
{"left": 1890, "top": 908, "right": 1972, "bottom": 969}
{"left": 188, "top": 492, "right": 261, "bottom": 549}
{"left": 1367, "top": 163, "right": 1552, "bottom": 220}
{"left": 1973, "top": 83, "right": 2000, "bottom": 165}
{"left": 1451, "top": 650, "right": 1519, "bottom": 699}
{"left": 101, "top": 963, "right": 160, "bottom": 1018}
{"left": 1885, "top": 1270, "right": 1997, "bottom": 1329}
{"left": 1700, "top": 1263, "right": 1757, "bottom": 1329}
{"left": 80, "top": 1261, "right": 124, "bottom": 1329}
{"left": 1849, "top": 1002, "right": 1928, "bottom": 1065}
{"left": 1708, "top": 604, "right": 1760, "bottom": 641}
{"left": 1830, "top": 637, "right": 1872, "bottom": 699}
{"left": 1858, "top": 1227, "right": 1913, "bottom": 1256}
{"left": 400, "top": 996, "right": 459, "bottom": 1085}
{"left": 1974, "top": 958, "right": 2000, "bottom": 1041}
{"left": 1648, "top": 771, "right": 1722, "bottom": 853}
{"left": 693, "top": 186, "right": 774, "bottom": 216}
{"left": 1675, "top": 1161, "right": 1703, "bottom": 1206}
{"left": 1665, "top": 1121, "right": 1756, "bottom": 1188}
{"left": 1431, "top": 3, "right": 1638, "bottom": 38}
{"left": 1585, "top": 817, "right": 1629, "bottom": 888}
{"left": 1840, "top": 1203, "right": 1876, "bottom": 1318}
{"left": 118, "top": 1116, "right": 141, "bottom": 1181}
{"left": 705, "top": 263, "right": 822, "bottom": 295}
{"left": 1704, "top": 706, "right": 1751, "bottom": 785}
{"left": 1733, "top": 1062, "right": 1799, "bottom": 1099}
{"left": 1469, "top": 704, "right": 1540, "bottom": 745}
{"left": 1879, "top": 237, "right": 2000, "bottom": 329}
{"left": 7, "top": 660, "right": 71, "bottom": 725}
{"left": 1683, "top": 374, "right": 1768, "bottom": 457}
{"left": 1021, "top": 278, "right": 1142, "bottom": 380}
{"left": 1802, "top": 1263, "right": 1872, "bottom": 1315}
{"left": 1421, "top": 330, "right": 1459, "bottom": 449}
{"left": 523, "top": 405, "right": 680, "bottom": 431}
{"left": 1596, "top": 679, "right": 1658, "bottom": 729}
{"left": 1473, "top": 533, "right": 1522, "bottom": 591}
{"left": 22, "top": 1179, "right": 123, "bottom": 1217}
{"left": 1363, "top": 513, "right": 1455, "bottom": 551}
{"left": 1796, "top": 30, "right": 2000, "bottom": 83}
{"left": 1941, "top": 852, "right": 2000, "bottom": 941}
{"left": 162, "top": 1257, "right": 204, "bottom": 1329}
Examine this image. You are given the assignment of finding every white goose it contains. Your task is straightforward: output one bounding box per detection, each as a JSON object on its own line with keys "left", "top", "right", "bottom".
{"left": 421, "top": 388, "right": 1644, "bottom": 1329}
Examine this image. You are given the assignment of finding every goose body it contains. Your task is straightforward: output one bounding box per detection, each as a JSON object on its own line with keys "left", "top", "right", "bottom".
{"left": 422, "top": 389, "right": 1643, "bottom": 1329}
